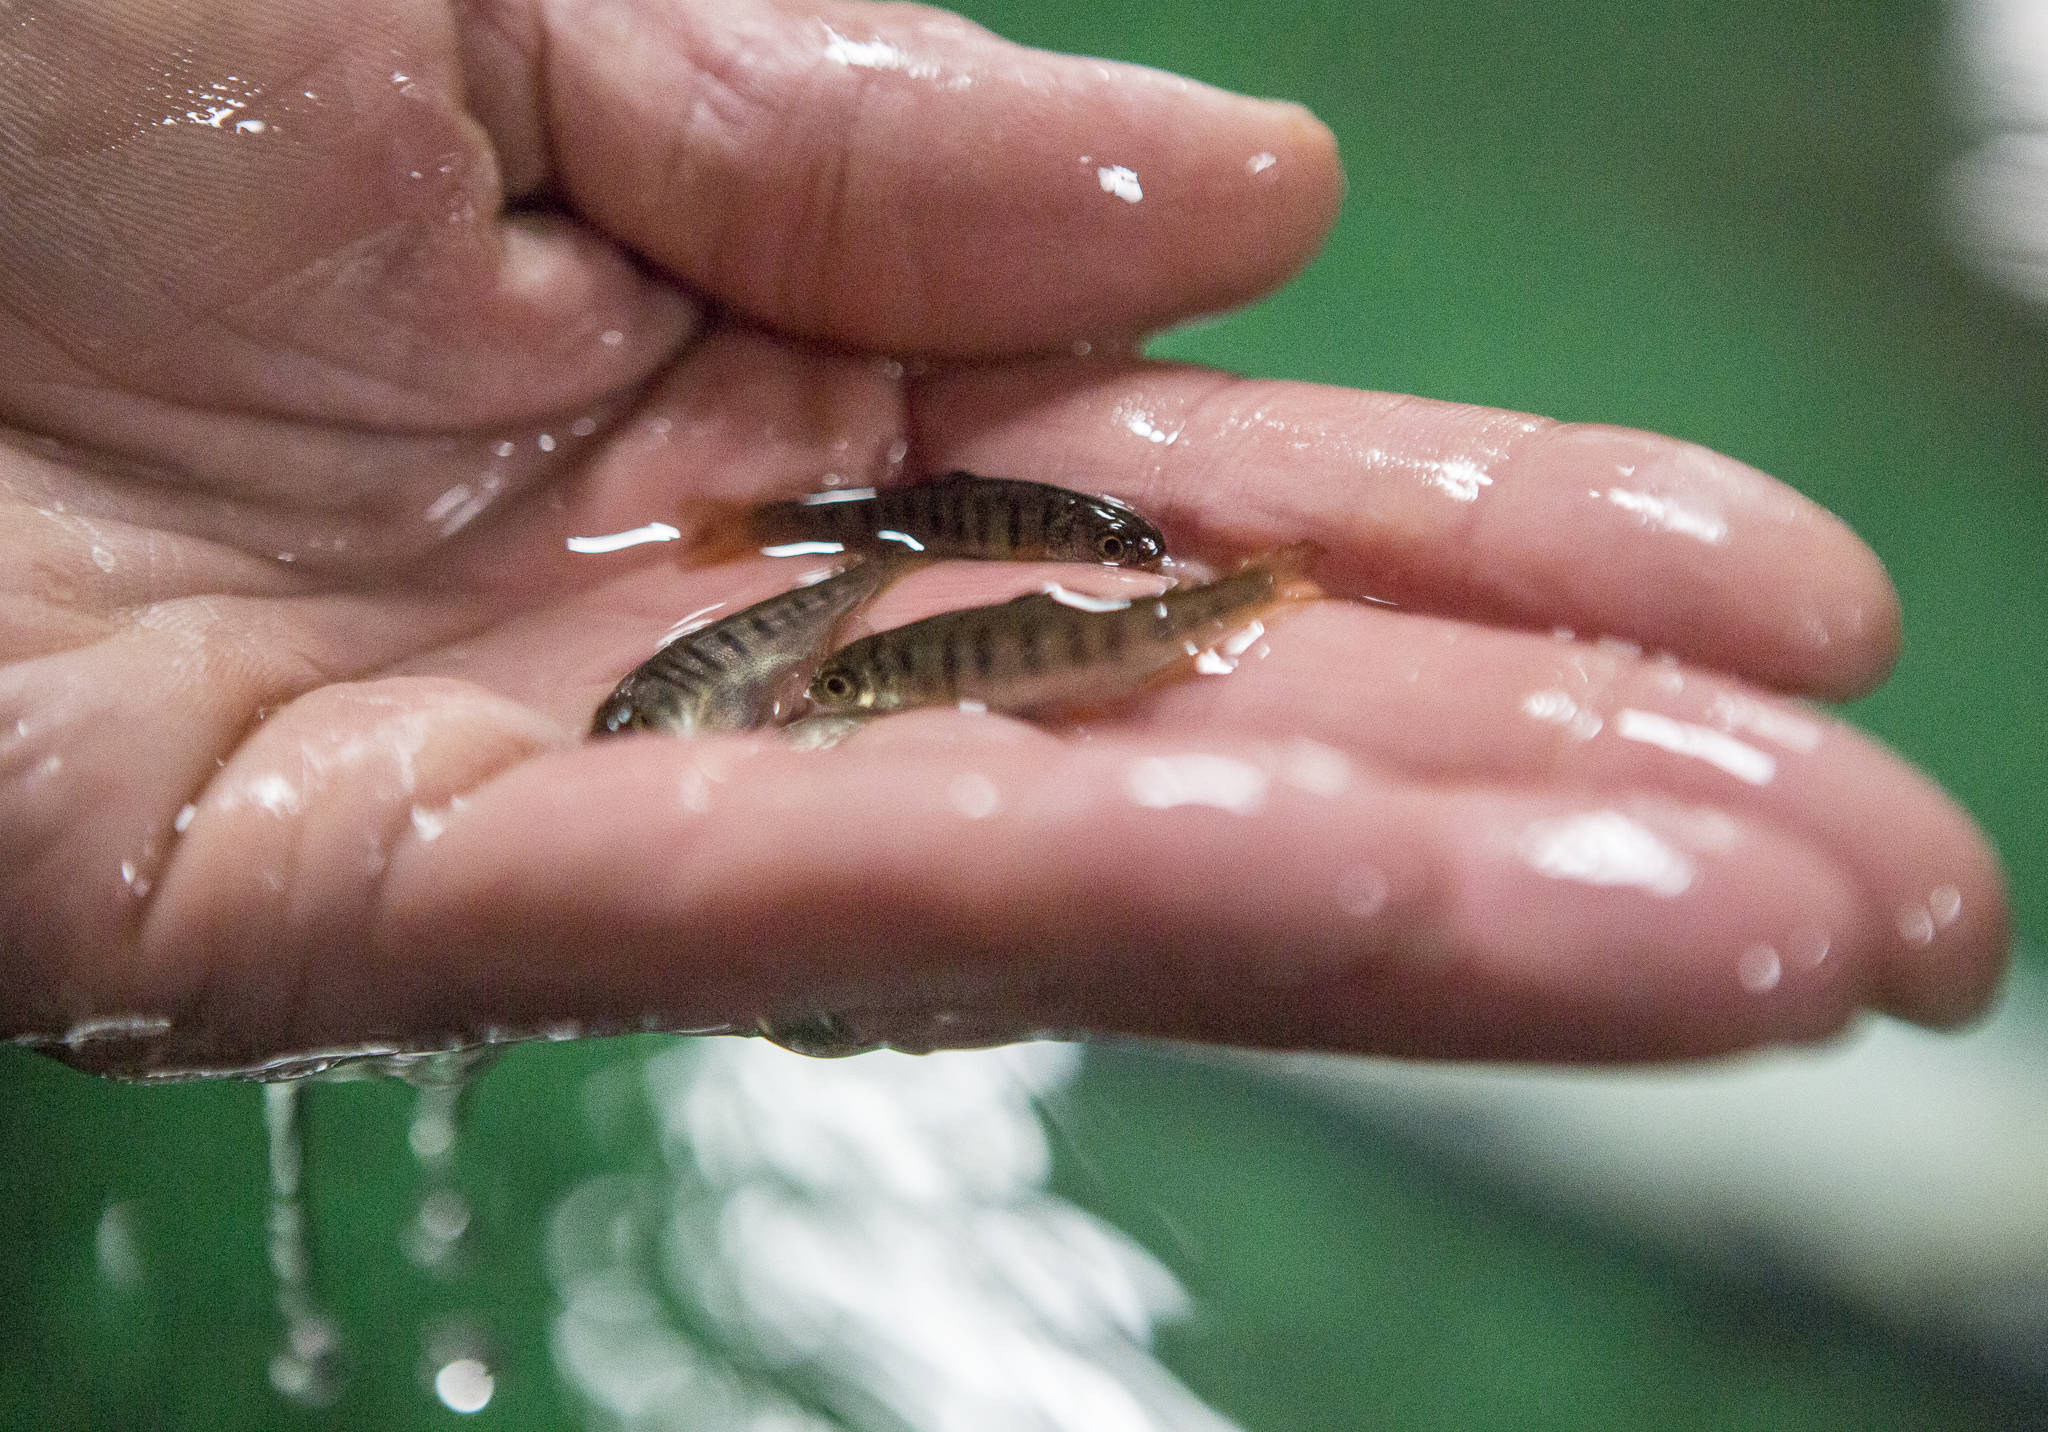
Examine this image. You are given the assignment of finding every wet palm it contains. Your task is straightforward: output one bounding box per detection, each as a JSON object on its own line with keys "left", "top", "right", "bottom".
{"left": 0, "top": 0, "right": 2007, "bottom": 1074}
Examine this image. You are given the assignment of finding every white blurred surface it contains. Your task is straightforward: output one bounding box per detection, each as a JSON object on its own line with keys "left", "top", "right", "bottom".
{"left": 1248, "top": 952, "right": 2048, "bottom": 1375}
{"left": 1953, "top": 0, "right": 2048, "bottom": 304}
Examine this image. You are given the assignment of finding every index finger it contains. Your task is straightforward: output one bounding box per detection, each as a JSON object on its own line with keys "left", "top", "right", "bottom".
{"left": 524, "top": 0, "right": 1342, "bottom": 352}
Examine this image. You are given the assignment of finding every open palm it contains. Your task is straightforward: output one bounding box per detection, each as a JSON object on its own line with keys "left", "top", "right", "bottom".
{"left": 0, "top": 0, "right": 2005, "bottom": 1076}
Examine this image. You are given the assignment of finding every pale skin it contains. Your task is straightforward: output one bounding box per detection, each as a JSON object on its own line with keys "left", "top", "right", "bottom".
{"left": 0, "top": 0, "right": 2009, "bottom": 1074}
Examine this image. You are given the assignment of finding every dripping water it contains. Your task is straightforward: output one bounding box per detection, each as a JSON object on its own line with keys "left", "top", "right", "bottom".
{"left": 391, "top": 1047, "right": 504, "bottom": 1414}
{"left": 394, "top": 1047, "right": 501, "bottom": 1275}
{"left": 263, "top": 1083, "right": 344, "bottom": 1407}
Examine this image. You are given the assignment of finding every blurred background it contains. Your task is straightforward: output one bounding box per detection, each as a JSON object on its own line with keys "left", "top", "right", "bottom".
{"left": 4, "top": 0, "right": 2045, "bottom": 1426}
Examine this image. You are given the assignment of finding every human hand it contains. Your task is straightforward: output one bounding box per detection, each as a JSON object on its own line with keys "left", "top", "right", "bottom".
{"left": 0, "top": 0, "right": 2005, "bottom": 1076}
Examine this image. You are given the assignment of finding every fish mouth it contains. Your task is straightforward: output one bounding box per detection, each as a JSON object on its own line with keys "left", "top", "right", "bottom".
{"left": 590, "top": 698, "right": 633, "bottom": 737}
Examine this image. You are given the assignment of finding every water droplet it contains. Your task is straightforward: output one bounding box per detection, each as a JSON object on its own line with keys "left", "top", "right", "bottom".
{"left": 1518, "top": 809, "right": 1695, "bottom": 897}
{"left": 1603, "top": 487, "right": 1729, "bottom": 544}
{"left": 1615, "top": 708, "right": 1776, "bottom": 786}
{"left": 679, "top": 768, "right": 714, "bottom": 814}
{"left": 269, "top": 1337, "right": 341, "bottom": 1406}
{"left": 1337, "top": 865, "right": 1388, "bottom": 918}
{"left": 408, "top": 1111, "right": 457, "bottom": 1164}
{"left": 599, "top": 328, "right": 624, "bottom": 346}
{"left": 420, "top": 1189, "right": 471, "bottom": 1242}
{"left": 401, "top": 1193, "right": 470, "bottom": 1268}
{"left": 173, "top": 803, "right": 197, "bottom": 833}
{"left": 1928, "top": 884, "right": 1963, "bottom": 927}
{"left": 1096, "top": 164, "right": 1143, "bottom": 202}
{"left": 782, "top": 714, "right": 864, "bottom": 749}
{"left": 1125, "top": 753, "right": 1269, "bottom": 815}
{"left": 1247, "top": 151, "right": 1278, "bottom": 174}
{"left": 946, "top": 771, "right": 1002, "bottom": 820}
{"left": 1119, "top": 406, "right": 1178, "bottom": 444}
{"left": 95, "top": 1201, "right": 145, "bottom": 1288}
{"left": 1786, "top": 922, "right": 1832, "bottom": 970}
{"left": 265, "top": 1085, "right": 346, "bottom": 1406}
{"left": 1897, "top": 903, "right": 1937, "bottom": 947}
{"left": 90, "top": 544, "right": 116, "bottom": 572}
{"left": 537, "top": 433, "right": 556, "bottom": 452}
{"left": 1521, "top": 688, "right": 1604, "bottom": 740}
{"left": 433, "top": 1357, "right": 495, "bottom": 1414}
{"left": 565, "top": 522, "right": 681, "bottom": 554}
{"left": 1422, "top": 457, "right": 1492, "bottom": 501}
{"left": 755, "top": 1010, "right": 883, "bottom": 1058}
{"left": 1737, "top": 943, "right": 1783, "bottom": 993}
{"left": 570, "top": 416, "right": 598, "bottom": 437}
{"left": 1279, "top": 738, "right": 1349, "bottom": 797}
{"left": 424, "top": 473, "right": 504, "bottom": 536}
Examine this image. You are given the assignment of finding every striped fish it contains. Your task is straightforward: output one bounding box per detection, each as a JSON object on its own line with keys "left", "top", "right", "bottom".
{"left": 591, "top": 558, "right": 903, "bottom": 737}
{"left": 737, "top": 472, "right": 1166, "bottom": 567}
{"left": 805, "top": 545, "right": 1319, "bottom": 716}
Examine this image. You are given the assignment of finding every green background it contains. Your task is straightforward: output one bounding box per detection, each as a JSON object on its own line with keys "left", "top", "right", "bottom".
{"left": 4, "top": 0, "right": 2043, "bottom": 1427}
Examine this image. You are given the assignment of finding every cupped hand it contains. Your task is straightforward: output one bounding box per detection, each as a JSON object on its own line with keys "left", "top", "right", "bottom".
{"left": 0, "top": 0, "right": 2006, "bottom": 1075}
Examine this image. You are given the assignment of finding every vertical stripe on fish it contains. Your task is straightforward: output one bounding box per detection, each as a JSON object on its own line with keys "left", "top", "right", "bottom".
{"left": 807, "top": 545, "right": 1319, "bottom": 716}
{"left": 592, "top": 557, "right": 905, "bottom": 737}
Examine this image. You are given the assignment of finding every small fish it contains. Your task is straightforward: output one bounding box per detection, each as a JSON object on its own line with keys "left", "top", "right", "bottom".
{"left": 723, "top": 472, "right": 1166, "bottom": 567}
{"left": 806, "top": 544, "right": 1320, "bottom": 716}
{"left": 592, "top": 558, "right": 902, "bottom": 737}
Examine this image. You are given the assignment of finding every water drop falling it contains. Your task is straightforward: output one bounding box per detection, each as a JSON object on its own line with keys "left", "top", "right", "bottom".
{"left": 95, "top": 1200, "right": 145, "bottom": 1288}
{"left": 433, "top": 1356, "right": 495, "bottom": 1413}
{"left": 264, "top": 1084, "right": 345, "bottom": 1406}
{"left": 399, "top": 1048, "right": 499, "bottom": 1273}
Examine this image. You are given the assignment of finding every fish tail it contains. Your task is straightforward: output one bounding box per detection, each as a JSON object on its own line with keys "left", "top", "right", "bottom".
{"left": 1245, "top": 540, "right": 1325, "bottom": 602}
{"left": 673, "top": 496, "right": 762, "bottom": 565}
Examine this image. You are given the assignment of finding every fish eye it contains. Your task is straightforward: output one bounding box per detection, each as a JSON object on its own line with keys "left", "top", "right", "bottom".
{"left": 818, "top": 672, "right": 856, "bottom": 702}
{"left": 1096, "top": 533, "right": 1127, "bottom": 561}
